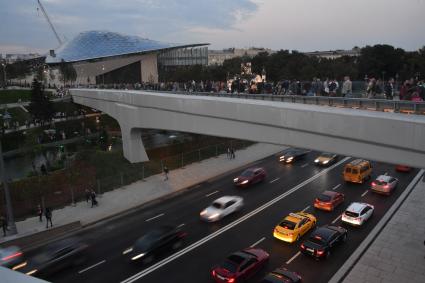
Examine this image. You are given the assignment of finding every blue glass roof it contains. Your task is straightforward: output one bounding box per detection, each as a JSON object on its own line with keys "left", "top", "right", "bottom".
{"left": 46, "top": 31, "right": 205, "bottom": 63}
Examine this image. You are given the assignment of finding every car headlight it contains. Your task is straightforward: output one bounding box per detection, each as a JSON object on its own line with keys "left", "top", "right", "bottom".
{"left": 323, "top": 160, "right": 329, "bottom": 164}
{"left": 279, "top": 156, "right": 285, "bottom": 161}
{"left": 241, "top": 180, "right": 249, "bottom": 184}
{"left": 26, "top": 269, "right": 38, "bottom": 276}
{"left": 314, "top": 159, "right": 319, "bottom": 163}
{"left": 122, "top": 247, "right": 133, "bottom": 255}
{"left": 200, "top": 210, "right": 207, "bottom": 216}
{"left": 131, "top": 253, "right": 145, "bottom": 261}
{"left": 233, "top": 178, "right": 239, "bottom": 182}
{"left": 208, "top": 213, "right": 220, "bottom": 220}
{"left": 12, "top": 261, "right": 27, "bottom": 270}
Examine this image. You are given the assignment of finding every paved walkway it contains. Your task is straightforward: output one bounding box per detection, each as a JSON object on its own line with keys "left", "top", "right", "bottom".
{"left": 1, "top": 143, "right": 285, "bottom": 242}
{"left": 331, "top": 170, "right": 425, "bottom": 283}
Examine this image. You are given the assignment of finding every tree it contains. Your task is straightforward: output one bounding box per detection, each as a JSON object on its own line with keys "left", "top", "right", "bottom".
{"left": 59, "top": 59, "right": 77, "bottom": 86}
{"left": 28, "top": 79, "right": 54, "bottom": 123}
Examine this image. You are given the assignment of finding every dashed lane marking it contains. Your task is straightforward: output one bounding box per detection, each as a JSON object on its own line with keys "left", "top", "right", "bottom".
{"left": 177, "top": 223, "right": 185, "bottom": 228}
{"left": 332, "top": 214, "right": 342, "bottom": 224}
{"left": 361, "top": 190, "right": 369, "bottom": 197}
{"left": 286, "top": 251, "right": 301, "bottom": 264}
{"left": 301, "top": 205, "right": 310, "bottom": 212}
{"left": 250, "top": 237, "right": 266, "bottom": 248}
{"left": 301, "top": 164, "right": 309, "bottom": 168}
{"left": 78, "top": 260, "right": 106, "bottom": 274}
{"left": 332, "top": 184, "right": 341, "bottom": 191}
{"left": 270, "top": 178, "right": 280, "bottom": 183}
{"left": 205, "top": 190, "right": 219, "bottom": 197}
{"left": 145, "top": 213, "right": 165, "bottom": 222}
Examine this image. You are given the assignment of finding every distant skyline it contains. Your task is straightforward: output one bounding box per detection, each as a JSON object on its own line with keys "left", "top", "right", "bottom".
{"left": 1, "top": 0, "right": 425, "bottom": 54}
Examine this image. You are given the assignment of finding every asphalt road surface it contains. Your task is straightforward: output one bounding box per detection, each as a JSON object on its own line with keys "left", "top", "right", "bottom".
{"left": 26, "top": 152, "right": 419, "bottom": 283}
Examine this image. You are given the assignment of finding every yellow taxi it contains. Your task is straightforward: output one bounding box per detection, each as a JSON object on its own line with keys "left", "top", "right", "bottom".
{"left": 273, "top": 212, "right": 317, "bottom": 243}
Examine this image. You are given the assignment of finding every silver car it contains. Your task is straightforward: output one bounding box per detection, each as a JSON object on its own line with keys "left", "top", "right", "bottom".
{"left": 371, "top": 175, "right": 398, "bottom": 195}
{"left": 200, "top": 196, "right": 243, "bottom": 222}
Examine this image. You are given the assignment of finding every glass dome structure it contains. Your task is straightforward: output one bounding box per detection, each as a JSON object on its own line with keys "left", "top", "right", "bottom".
{"left": 46, "top": 31, "right": 194, "bottom": 63}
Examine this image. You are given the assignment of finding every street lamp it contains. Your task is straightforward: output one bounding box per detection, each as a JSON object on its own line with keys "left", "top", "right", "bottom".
{"left": 1, "top": 62, "right": 6, "bottom": 89}
{"left": 0, "top": 111, "right": 17, "bottom": 235}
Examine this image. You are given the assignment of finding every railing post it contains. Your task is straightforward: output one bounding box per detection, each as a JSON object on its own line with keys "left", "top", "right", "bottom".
{"left": 198, "top": 149, "right": 201, "bottom": 162}
{"left": 181, "top": 152, "right": 185, "bottom": 168}
{"left": 70, "top": 185, "right": 76, "bottom": 207}
{"left": 97, "top": 179, "right": 101, "bottom": 197}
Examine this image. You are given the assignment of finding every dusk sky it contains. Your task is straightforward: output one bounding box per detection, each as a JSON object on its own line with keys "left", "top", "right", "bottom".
{"left": 1, "top": 0, "right": 425, "bottom": 54}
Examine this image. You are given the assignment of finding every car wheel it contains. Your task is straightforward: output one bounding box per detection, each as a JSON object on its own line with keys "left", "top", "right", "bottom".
{"left": 172, "top": 240, "right": 183, "bottom": 250}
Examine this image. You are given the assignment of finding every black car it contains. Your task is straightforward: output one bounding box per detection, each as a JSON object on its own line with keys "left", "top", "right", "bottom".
{"left": 123, "top": 225, "right": 187, "bottom": 264}
{"left": 300, "top": 225, "right": 347, "bottom": 259}
{"left": 278, "top": 148, "right": 309, "bottom": 164}
{"left": 261, "top": 267, "right": 302, "bottom": 283}
{"left": 22, "top": 237, "right": 88, "bottom": 277}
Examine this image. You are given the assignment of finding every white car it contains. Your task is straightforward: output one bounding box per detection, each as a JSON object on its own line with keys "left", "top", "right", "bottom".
{"left": 371, "top": 175, "right": 398, "bottom": 195}
{"left": 200, "top": 196, "right": 243, "bottom": 222}
{"left": 342, "top": 202, "right": 374, "bottom": 226}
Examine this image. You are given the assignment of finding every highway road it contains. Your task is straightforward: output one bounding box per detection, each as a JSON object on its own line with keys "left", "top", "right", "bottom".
{"left": 26, "top": 151, "right": 420, "bottom": 283}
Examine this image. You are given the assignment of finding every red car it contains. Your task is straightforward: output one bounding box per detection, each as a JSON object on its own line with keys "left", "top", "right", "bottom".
{"left": 211, "top": 248, "right": 269, "bottom": 283}
{"left": 233, "top": 167, "right": 266, "bottom": 187}
{"left": 314, "top": 191, "right": 344, "bottom": 211}
{"left": 395, "top": 165, "right": 411, "bottom": 172}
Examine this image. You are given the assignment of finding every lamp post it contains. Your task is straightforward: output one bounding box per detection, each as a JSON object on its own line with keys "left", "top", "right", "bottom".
{"left": 0, "top": 111, "right": 17, "bottom": 235}
{"left": 1, "top": 62, "right": 6, "bottom": 89}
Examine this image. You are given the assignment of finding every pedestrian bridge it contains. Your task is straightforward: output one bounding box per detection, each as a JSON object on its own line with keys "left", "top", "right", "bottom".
{"left": 70, "top": 89, "right": 425, "bottom": 168}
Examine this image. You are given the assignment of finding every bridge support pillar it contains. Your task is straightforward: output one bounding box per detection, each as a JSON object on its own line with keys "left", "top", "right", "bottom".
{"left": 121, "top": 126, "right": 149, "bottom": 163}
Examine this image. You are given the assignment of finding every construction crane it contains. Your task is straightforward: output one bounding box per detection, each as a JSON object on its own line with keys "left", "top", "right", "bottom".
{"left": 36, "top": 0, "right": 63, "bottom": 45}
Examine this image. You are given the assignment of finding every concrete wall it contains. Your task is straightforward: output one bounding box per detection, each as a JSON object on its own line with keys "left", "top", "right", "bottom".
{"left": 70, "top": 89, "right": 425, "bottom": 168}
{"left": 140, "top": 53, "right": 158, "bottom": 83}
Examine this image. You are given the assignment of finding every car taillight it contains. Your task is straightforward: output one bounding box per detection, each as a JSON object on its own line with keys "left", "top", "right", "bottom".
{"left": 2, "top": 252, "right": 22, "bottom": 261}
{"left": 383, "top": 185, "right": 389, "bottom": 189}
{"left": 212, "top": 270, "right": 216, "bottom": 277}
{"left": 317, "top": 250, "right": 325, "bottom": 255}
{"left": 300, "top": 243, "right": 305, "bottom": 249}
{"left": 228, "top": 278, "right": 235, "bottom": 283}
{"left": 371, "top": 182, "right": 376, "bottom": 186}
{"left": 179, "top": 232, "right": 188, "bottom": 238}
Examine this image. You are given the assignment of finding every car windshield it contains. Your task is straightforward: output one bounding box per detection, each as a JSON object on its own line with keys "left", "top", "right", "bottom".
{"left": 321, "top": 153, "right": 333, "bottom": 158}
{"left": 345, "top": 211, "right": 359, "bottom": 217}
{"left": 220, "top": 260, "right": 238, "bottom": 273}
{"left": 351, "top": 169, "right": 358, "bottom": 174}
{"left": 212, "top": 202, "right": 224, "bottom": 209}
{"left": 240, "top": 170, "right": 254, "bottom": 177}
{"left": 309, "top": 236, "right": 325, "bottom": 245}
{"left": 375, "top": 180, "right": 387, "bottom": 185}
{"left": 318, "top": 194, "right": 331, "bottom": 202}
{"left": 279, "top": 220, "right": 296, "bottom": 230}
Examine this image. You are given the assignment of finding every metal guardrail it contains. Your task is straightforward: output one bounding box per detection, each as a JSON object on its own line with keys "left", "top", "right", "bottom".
{"left": 136, "top": 90, "right": 425, "bottom": 115}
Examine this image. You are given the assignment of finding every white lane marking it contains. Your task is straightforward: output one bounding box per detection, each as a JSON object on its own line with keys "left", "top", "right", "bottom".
{"left": 145, "top": 213, "right": 165, "bottom": 222}
{"left": 301, "top": 163, "right": 309, "bottom": 168}
{"left": 361, "top": 190, "right": 369, "bottom": 197}
{"left": 286, "top": 251, "right": 301, "bottom": 265}
{"left": 78, "top": 260, "right": 106, "bottom": 274}
{"left": 332, "top": 184, "right": 341, "bottom": 191}
{"left": 205, "top": 190, "right": 219, "bottom": 197}
{"left": 301, "top": 205, "right": 310, "bottom": 212}
{"left": 269, "top": 178, "right": 280, "bottom": 183}
{"left": 120, "top": 157, "right": 350, "bottom": 283}
{"left": 332, "top": 214, "right": 342, "bottom": 224}
{"left": 177, "top": 223, "right": 185, "bottom": 228}
{"left": 250, "top": 237, "right": 266, "bottom": 248}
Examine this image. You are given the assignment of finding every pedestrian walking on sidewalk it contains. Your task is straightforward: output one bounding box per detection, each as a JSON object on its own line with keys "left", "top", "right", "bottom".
{"left": 1, "top": 215, "right": 9, "bottom": 236}
{"left": 45, "top": 208, "right": 53, "bottom": 228}
{"left": 227, "top": 147, "right": 231, "bottom": 159}
{"left": 231, "top": 148, "right": 236, "bottom": 159}
{"left": 90, "top": 190, "right": 98, "bottom": 207}
{"left": 37, "top": 204, "right": 43, "bottom": 222}
{"left": 163, "top": 165, "right": 169, "bottom": 181}
{"left": 85, "top": 189, "right": 91, "bottom": 203}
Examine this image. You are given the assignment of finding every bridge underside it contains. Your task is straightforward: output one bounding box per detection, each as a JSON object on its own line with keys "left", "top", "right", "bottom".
{"left": 71, "top": 89, "right": 425, "bottom": 168}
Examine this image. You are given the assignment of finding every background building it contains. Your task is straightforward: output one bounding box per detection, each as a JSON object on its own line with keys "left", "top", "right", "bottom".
{"left": 303, "top": 47, "right": 361, "bottom": 60}
{"left": 208, "top": 47, "right": 273, "bottom": 65}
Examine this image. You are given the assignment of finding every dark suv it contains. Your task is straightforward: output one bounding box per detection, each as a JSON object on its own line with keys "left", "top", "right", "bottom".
{"left": 300, "top": 225, "right": 347, "bottom": 259}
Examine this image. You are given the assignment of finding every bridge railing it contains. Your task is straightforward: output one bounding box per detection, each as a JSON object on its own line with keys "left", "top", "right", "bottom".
{"left": 136, "top": 90, "right": 425, "bottom": 115}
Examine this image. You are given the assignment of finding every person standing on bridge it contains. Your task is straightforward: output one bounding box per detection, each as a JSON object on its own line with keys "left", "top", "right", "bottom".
{"left": 163, "top": 165, "right": 169, "bottom": 181}
{"left": 1, "top": 215, "right": 9, "bottom": 236}
{"left": 45, "top": 208, "right": 53, "bottom": 229}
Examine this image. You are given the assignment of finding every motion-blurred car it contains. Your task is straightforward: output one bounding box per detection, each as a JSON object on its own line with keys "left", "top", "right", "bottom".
{"left": 341, "top": 202, "right": 374, "bottom": 226}
{"left": 273, "top": 212, "right": 317, "bottom": 243}
{"left": 395, "top": 165, "right": 411, "bottom": 172}
{"left": 0, "top": 246, "right": 27, "bottom": 270}
{"left": 122, "top": 225, "right": 187, "bottom": 264}
{"left": 22, "top": 237, "right": 88, "bottom": 276}
{"left": 371, "top": 175, "right": 398, "bottom": 195}
{"left": 314, "top": 191, "right": 344, "bottom": 211}
{"left": 278, "top": 148, "right": 309, "bottom": 164}
{"left": 314, "top": 153, "right": 338, "bottom": 166}
{"left": 211, "top": 248, "right": 269, "bottom": 283}
{"left": 200, "top": 196, "right": 243, "bottom": 222}
{"left": 300, "top": 225, "right": 347, "bottom": 260}
{"left": 233, "top": 167, "right": 266, "bottom": 187}
{"left": 261, "top": 267, "right": 302, "bottom": 283}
